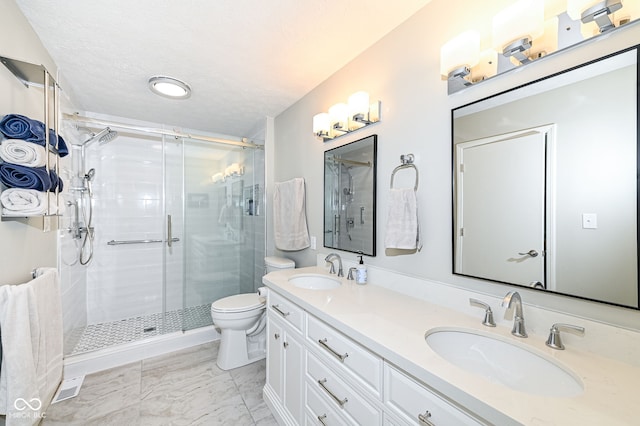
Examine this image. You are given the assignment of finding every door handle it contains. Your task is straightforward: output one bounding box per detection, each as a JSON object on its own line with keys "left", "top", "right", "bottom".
{"left": 518, "top": 249, "right": 538, "bottom": 257}
{"left": 167, "top": 214, "right": 172, "bottom": 248}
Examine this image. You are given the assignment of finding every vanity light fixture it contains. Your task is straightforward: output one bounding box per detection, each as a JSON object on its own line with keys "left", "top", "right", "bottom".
{"left": 440, "top": 30, "right": 481, "bottom": 89}
{"left": 148, "top": 76, "right": 191, "bottom": 99}
{"left": 567, "top": 0, "right": 622, "bottom": 32}
{"left": 441, "top": 0, "right": 638, "bottom": 94}
{"left": 313, "top": 92, "right": 381, "bottom": 142}
{"left": 492, "top": 0, "right": 545, "bottom": 65}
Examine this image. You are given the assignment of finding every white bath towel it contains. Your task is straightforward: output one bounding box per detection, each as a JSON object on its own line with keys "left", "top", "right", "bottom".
{"left": 384, "top": 188, "right": 422, "bottom": 250}
{"left": 273, "top": 177, "right": 310, "bottom": 251}
{"left": 1, "top": 188, "right": 64, "bottom": 216}
{"left": 0, "top": 139, "right": 52, "bottom": 168}
{"left": 0, "top": 268, "right": 63, "bottom": 425}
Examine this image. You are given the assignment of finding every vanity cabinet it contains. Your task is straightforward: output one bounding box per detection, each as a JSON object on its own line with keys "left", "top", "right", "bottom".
{"left": 265, "top": 292, "right": 305, "bottom": 424}
{"left": 264, "top": 288, "right": 488, "bottom": 426}
{"left": 384, "top": 364, "right": 484, "bottom": 425}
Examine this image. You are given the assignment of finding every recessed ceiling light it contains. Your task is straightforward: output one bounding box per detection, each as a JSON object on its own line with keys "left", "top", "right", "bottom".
{"left": 148, "top": 76, "right": 191, "bottom": 99}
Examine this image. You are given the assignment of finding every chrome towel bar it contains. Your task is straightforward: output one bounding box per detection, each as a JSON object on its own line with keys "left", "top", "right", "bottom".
{"left": 107, "top": 238, "right": 179, "bottom": 246}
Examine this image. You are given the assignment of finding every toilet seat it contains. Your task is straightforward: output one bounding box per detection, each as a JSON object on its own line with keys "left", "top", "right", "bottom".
{"left": 211, "top": 293, "right": 265, "bottom": 313}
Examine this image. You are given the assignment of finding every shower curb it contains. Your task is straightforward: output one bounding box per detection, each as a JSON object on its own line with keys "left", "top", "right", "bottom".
{"left": 62, "top": 325, "right": 218, "bottom": 378}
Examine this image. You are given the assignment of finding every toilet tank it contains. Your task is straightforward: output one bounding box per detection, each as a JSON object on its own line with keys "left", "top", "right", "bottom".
{"left": 264, "top": 256, "right": 295, "bottom": 274}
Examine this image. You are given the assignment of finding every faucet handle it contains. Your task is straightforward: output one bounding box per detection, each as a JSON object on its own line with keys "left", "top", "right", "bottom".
{"left": 545, "top": 323, "right": 585, "bottom": 350}
{"left": 469, "top": 298, "right": 496, "bottom": 327}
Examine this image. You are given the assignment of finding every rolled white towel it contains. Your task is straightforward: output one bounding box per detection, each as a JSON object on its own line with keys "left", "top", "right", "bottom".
{"left": 0, "top": 188, "right": 65, "bottom": 216}
{"left": 0, "top": 138, "right": 51, "bottom": 167}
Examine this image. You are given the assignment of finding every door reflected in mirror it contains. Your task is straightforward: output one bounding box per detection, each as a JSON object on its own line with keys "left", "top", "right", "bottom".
{"left": 324, "top": 135, "right": 377, "bottom": 256}
{"left": 452, "top": 47, "right": 639, "bottom": 309}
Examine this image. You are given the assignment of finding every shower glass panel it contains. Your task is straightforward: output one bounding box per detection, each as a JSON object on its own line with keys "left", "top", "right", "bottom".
{"left": 181, "top": 138, "right": 257, "bottom": 332}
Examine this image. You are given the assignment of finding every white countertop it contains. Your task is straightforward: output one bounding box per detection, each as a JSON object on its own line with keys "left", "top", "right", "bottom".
{"left": 263, "top": 266, "right": 640, "bottom": 425}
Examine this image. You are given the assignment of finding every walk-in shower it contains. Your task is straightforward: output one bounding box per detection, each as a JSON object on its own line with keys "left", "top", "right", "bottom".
{"left": 60, "top": 117, "right": 265, "bottom": 358}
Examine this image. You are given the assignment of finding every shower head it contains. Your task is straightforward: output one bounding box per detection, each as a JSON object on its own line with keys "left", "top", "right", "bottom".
{"left": 85, "top": 168, "right": 96, "bottom": 182}
{"left": 83, "top": 127, "right": 118, "bottom": 146}
{"left": 98, "top": 128, "right": 118, "bottom": 144}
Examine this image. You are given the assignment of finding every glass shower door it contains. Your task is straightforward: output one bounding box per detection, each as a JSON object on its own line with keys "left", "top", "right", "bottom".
{"left": 180, "top": 139, "right": 258, "bottom": 332}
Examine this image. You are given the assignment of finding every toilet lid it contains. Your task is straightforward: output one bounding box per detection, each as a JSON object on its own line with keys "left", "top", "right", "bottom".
{"left": 211, "top": 293, "right": 266, "bottom": 313}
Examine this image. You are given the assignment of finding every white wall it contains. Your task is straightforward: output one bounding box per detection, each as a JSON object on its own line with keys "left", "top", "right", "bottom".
{"left": 271, "top": 0, "right": 640, "bottom": 329}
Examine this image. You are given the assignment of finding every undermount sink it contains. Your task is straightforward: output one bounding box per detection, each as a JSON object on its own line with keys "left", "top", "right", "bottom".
{"left": 425, "top": 328, "right": 583, "bottom": 397}
{"left": 288, "top": 273, "right": 341, "bottom": 290}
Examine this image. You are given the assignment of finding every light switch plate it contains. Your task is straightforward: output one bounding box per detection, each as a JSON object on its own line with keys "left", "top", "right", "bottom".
{"left": 582, "top": 213, "right": 598, "bottom": 229}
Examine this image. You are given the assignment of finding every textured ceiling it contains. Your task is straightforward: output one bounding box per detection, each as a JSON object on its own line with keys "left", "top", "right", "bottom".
{"left": 15, "top": 0, "right": 432, "bottom": 139}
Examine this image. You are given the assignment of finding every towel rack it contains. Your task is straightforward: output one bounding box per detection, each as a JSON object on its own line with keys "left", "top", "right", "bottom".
{"left": 390, "top": 154, "right": 419, "bottom": 191}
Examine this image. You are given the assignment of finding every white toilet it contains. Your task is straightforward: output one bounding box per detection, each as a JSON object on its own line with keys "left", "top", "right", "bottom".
{"left": 211, "top": 256, "right": 295, "bottom": 370}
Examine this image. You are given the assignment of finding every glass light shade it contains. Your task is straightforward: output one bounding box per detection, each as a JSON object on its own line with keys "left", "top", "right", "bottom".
{"left": 567, "top": 0, "right": 603, "bottom": 19}
{"left": 492, "top": 0, "right": 545, "bottom": 51}
{"left": 313, "top": 113, "right": 330, "bottom": 135}
{"left": 440, "top": 30, "right": 481, "bottom": 77}
{"left": 348, "top": 91, "right": 370, "bottom": 118}
{"left": 528, "top": 17, "right": 559, "bottom": 60}
{"left": 328, "top": 103, "right": 349, "bottom": 131}
{"left": 473, "top": 49, "right": 499, "bottom": 81}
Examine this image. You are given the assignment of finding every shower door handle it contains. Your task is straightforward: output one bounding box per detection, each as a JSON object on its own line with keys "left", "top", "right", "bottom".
{"left": 167, "top": 215, "right": 173, "bottom": 248}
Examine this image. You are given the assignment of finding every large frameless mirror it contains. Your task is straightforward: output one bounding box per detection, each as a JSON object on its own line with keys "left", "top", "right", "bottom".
{"left": 324, "top": 135, "right": 377, "bottom": 256}
{"left": 452, "top": 46, "right": 639, "bottom": 309}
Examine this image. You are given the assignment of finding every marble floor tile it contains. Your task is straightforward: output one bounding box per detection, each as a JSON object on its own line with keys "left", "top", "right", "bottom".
{"left": 42, "top": 342, "right": 274, "bottom": 425}
{"left": 42, "top": 362, "right": 142, "bottom": 424}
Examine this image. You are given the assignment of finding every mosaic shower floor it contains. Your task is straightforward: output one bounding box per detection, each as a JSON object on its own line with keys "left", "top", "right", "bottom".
{"left": 67, "top": 304, "right": 214, "bottom": 356}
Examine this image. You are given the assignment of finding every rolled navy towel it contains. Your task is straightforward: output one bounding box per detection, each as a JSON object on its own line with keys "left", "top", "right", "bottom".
{"left": 0, "top": 163, "right": 63, "bottom": 192}
{"left": 0, "top": 114, "right": 69, "bottom": 157}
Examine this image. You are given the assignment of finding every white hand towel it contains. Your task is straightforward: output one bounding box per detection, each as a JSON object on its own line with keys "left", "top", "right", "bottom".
{"left": 0, "top": 189, "right": 64, "bottom": 216}
{"left": 273, "top": 177, "right": 310, "bottom": 251}
{"left": 384, "top": 188, "right": 422, "bottom": 250}
{"left": 0, "top": 268, "right": 63, "bottom": 424}
{"left": 0, "top": 139, "right": 51, "bottom": 168}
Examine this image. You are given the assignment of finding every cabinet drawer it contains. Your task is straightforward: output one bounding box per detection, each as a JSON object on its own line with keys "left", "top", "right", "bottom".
{"left": 269, "top": 290, "right": 305, "bottom": 333}
{"left": 307, "top": 352, "right": 382, "bottom": 426}
{"left": 305, "top": 381, "right": 351, "bottom": 426}
{"left": 384, "top": 364, "right": 485, "bottom": 426}
{"left": 307, "top": 315, "right": 382, "bottom": 397}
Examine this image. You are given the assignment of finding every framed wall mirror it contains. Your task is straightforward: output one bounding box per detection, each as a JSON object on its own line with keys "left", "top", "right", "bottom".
{"left": 452, "top": 46, "right": 639, "bottom": 309}
{"left": 324, "top": 135, "right": 377, "bottom": 256}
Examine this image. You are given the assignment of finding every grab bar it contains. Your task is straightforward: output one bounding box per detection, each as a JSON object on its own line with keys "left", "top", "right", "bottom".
{"left": 107, "top": 238, "right": 180, "bottom": 246}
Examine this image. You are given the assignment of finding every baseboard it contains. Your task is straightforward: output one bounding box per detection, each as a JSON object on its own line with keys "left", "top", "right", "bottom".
{"left": 63, "top": 326, "right": 219, "bottom": 378}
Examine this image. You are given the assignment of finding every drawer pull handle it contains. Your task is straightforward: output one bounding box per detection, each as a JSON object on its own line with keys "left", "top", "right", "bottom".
{"left": 274, "top": 333, "right": 280, "bottom": 340}
{"left": 271, "top": 304, "right": 290, "bottom": 317}
{"left": 418, "top": 410, "right": 435, "bottom": 426}
{"left": 317, "top": 414, "right": 328, "bottom": 426}
{"left": 317, "top": 378, "right": 348, "bottom": 408}
{"left": 318, "top": 338, "right": 349, "bottom": 362}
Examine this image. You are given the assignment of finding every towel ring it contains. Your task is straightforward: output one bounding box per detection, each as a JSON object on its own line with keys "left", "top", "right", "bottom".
{"left": 390, "top": 154, "right": 419, "bottom": 191}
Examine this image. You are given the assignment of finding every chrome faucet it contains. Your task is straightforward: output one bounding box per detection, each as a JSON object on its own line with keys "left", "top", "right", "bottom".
{"left": 324, "top": 253, "right": 344, "bottom": 277}
{"left": 501, "top": 291, "right": 527, "bottom": 338}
